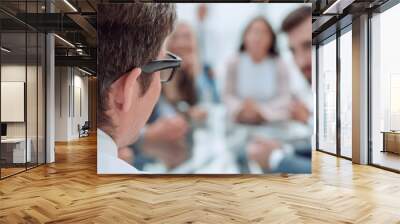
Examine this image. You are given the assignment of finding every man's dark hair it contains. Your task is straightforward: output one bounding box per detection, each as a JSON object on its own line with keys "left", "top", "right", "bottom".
{"left": 239, "top": 16, "right": 279, "bottom": 57}
{"left": 281, "top": 6, "right": 311, "bottom": 33}
{"left": 97, "top": 3, "right": 176, "bottom": 127}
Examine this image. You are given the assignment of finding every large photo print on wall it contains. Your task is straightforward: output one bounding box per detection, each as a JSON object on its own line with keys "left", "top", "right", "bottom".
{"left": 97, "top": 3, "right": 313, "bottom": 174}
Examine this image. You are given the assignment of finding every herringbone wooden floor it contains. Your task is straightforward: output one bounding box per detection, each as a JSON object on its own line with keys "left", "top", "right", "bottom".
{"left": 1, "top": 135, "right": 400, "bottom": 224}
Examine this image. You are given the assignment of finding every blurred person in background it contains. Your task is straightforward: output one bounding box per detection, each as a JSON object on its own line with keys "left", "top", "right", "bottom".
{"left": 195, "top": 3, "right": 220, "bottom": 103}
{"left": 223, "top": 16, "right": 292, "bottom": 125}
{"left": 163, "top": 22, "right": 211, "bottom": 123}
{"left": 246, "top": 6, "right": 313, "bottom": 173}
{"left": 284, "top": 6, "right": 313, "bottom": 126}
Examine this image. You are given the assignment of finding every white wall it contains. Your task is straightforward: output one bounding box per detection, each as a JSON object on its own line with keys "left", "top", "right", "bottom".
{"left": 1, "top": 63, "right": 46, "bottom": 164}
{"left": 55, "top": 66, "right": 68, "bottom": 141}
{"left": 1, "top": 66, "right": 25, "bottom": 129}
{"left": 54, "top": 67, "right": 89, "bottom": 141}
{"left": 1, "top": 65, "right": 41, "bottom": 138}
{"left": 71, "top": 73, "right": 89, "bottom": 138}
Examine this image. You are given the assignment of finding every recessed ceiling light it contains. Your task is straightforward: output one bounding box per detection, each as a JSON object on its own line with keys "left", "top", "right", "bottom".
{"left": 54, "top": 34, "right": 75, "bottom": 48}
{"left": 323, "top": 0, "right": 354, "bottom": 15}
{"left": 1, "top": 47, "right": 11, "bottom": 53}
{"left": 63, "top": 0, "right": 78, "bottom": 12}
{"left": 77, "top": 67, "right": 93, "bottom": 76}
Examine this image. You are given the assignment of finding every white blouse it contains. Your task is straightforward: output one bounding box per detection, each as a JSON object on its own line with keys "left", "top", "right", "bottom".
{"left": 236, "top": 53, "right": 278, "bottom": 102}
{"left": 223, "top": 53, "right": 292, "bottom": 122}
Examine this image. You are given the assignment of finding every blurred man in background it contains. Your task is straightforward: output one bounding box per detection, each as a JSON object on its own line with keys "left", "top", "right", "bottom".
{"left": 284, "top": 6, "right": 313, "bottom": 125}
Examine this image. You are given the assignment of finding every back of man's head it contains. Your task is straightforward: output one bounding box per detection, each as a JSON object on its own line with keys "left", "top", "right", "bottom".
{"left": 97, "top": 3, "right": 176, "bottom": 127}
{"left": 281, "top": 6, "right": 311, "bottom": 33}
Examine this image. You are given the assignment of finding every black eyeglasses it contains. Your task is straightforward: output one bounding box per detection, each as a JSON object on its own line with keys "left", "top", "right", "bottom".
{"left": 112, "top": 52, "right": 182, "bottom": 85}
{"left": 141, "top": 51, "right": 182, "bottom": 83}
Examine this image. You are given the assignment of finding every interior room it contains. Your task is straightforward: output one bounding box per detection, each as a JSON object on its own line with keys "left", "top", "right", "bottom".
{"left": 0, "top": 13, "right": 46, "bottom": 178}
{"left": 0, "top": 0, "right": 96, "bottom": 179}
{"left": 314, "top": 0, "right": 400, "bottom": 171}
{"left": 370, "top": 3, "right": 400, "bottom": 171}
{"left": 0, "top": 0, "right": 400, "bottom": 223}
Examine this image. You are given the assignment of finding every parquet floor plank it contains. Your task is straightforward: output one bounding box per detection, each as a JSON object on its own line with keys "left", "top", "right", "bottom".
{"left": 1, "top": 135, "right": 400, "bottom": 223}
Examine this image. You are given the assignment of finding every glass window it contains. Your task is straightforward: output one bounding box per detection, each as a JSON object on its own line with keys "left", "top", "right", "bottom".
{"left": 318, "top": 37, "right": 337, "bottom": 154}
{"left": 1, "top": 30, "right": 28, "bottom": 177}
{"left": 0, "top": 1, "right": 46, "bottom": 179}
{"left": 339, "top": 29, "right": 352, "bottom": 158}
{"left": 371, "top": 3, "right": 400, "bottom": 171}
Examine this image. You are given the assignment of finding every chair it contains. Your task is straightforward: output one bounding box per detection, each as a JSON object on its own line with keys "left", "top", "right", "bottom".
{"left": 78, "top": 121, "right": 90, "bottom": 138}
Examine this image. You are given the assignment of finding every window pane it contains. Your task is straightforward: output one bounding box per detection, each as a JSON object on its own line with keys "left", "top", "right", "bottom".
{"left": 318, "top": 38, "right": 337, "bottom": 154}
{"left": 371, "top": 4, "right": 400, "bottom": 171}
{"left": 340, "top": 30, "right": 352, "bottom": 158}
{"left": 1, "top": 31, "right": 28, "bottom": 177}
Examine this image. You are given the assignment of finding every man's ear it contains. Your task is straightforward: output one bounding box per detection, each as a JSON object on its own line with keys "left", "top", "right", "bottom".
{"left": 118, "top": 68, "right": 142, "bottom": 112}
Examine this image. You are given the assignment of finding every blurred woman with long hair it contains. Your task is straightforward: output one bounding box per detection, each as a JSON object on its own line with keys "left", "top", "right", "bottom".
{"left": 224, "top": 16, "right": 292, "bottom": 125}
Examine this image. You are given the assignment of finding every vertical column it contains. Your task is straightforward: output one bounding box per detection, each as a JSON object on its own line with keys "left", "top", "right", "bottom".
{"left": 311, "top": 45, "right": 317, "bottom": 150}
{"left": 315, "top": 45, "right": 320, "bottom": 150}
{"left": 88, "top": 77, "right": 97, "bottom": 132}
{"left": 46, "top": 1, "right": 55, "bottom": 163}
{"left": 352, "top": 14, "right": 369, "bottom": 164}
{"left": 336, "top": 29, "right": 341, "bottom": 156}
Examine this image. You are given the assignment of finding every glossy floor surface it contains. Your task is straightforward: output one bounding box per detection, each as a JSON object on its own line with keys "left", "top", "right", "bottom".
{"left": 372, "top": 150, "right": 400, "bottom": 171}
{"left": 0, "top": 135, "right": 400, "bottom": 223}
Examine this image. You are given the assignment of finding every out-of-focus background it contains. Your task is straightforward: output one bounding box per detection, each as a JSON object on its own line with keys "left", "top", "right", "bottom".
{"left": 120, "top": 3, "right": 313, "bottom": 174}
{"left": 175, "top": 3, "right": 309, "bottom": 96}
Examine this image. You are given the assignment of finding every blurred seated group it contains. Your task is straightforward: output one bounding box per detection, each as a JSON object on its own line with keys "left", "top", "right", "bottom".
{"left": 120, "top": 6, "right": 313, "bottom": 174}
{"left": 224, "top": 15, "right": 312, "bottom": 173}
